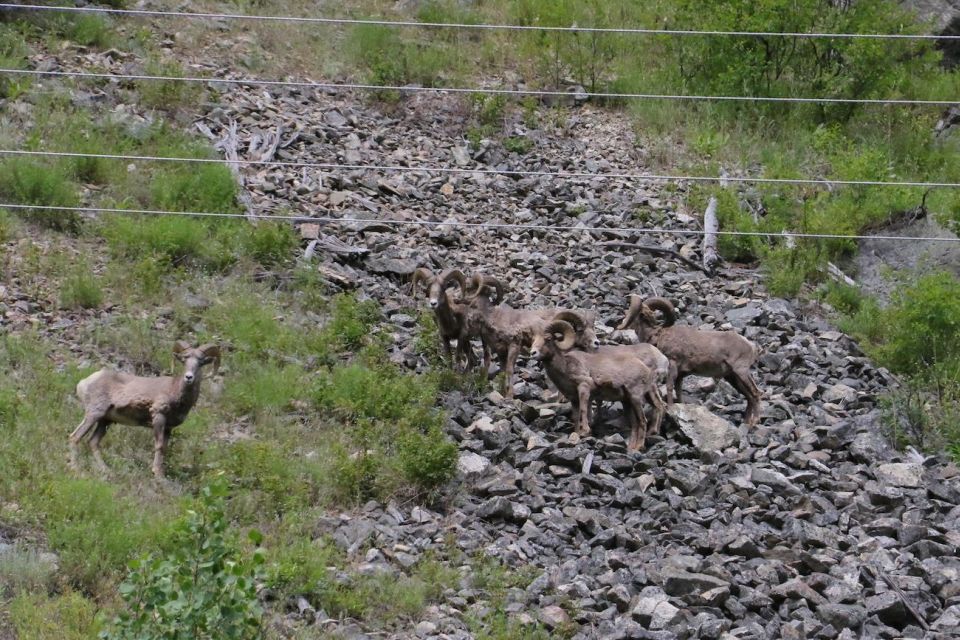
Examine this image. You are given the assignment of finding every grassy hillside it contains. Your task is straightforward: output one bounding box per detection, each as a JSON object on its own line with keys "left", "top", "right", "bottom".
{"left": 1, "top": 1, "right": 959, "bottom": 637}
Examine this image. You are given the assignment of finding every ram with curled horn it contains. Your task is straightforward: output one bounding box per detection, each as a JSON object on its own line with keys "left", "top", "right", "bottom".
{"left": 410, "top": 267, "right": 476, "bottom": 370}
{"left": 462, "top": 279, "right": 601, "bottom": 399}
{"left": 529, "top": 319, "right": 664, "bottom": 451}
{"left": 618, "top": 295, "right": 762, "bottom": 426}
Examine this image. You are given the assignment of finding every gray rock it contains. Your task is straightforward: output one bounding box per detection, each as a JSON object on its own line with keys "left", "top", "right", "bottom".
{"left": 539, "top": 605, "right": 571, "bottom": 629}
{"left": 817, "top": 603, "right": 866, "bottom": 629}
{"left": 875, "top": 462, "right": 924, "bottom": 488}
{"left": 458, "top": 451, "right": 491, "bottom": 476}
{"left": 668, "top": 404, "right": 740, "bottom": 452}
{"left": 822, "top": 383, "right": 858, "bottom": 404}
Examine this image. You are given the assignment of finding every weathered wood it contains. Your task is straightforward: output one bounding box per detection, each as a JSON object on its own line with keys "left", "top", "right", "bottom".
{"left": 597, "top": 241, "right": 708, "bottom": 274}
{"left": 865, "top": 565, "right": 930, "bottom": 631}
{"left": 703, "top": 196, "right": 720, "bottom": 274}
{"left": 826, "top": 261, "right": 856, "bottom": 287}
{"left": 210, "top": 119, "right": 257, "bottom": 223}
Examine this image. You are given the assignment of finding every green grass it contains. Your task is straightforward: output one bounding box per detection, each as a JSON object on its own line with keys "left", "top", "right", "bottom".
{"left": 0, "top": 159, "right": 81, "bottom": 232}
{"left": 9, "top": 591, "right": 101, "bottom": 640}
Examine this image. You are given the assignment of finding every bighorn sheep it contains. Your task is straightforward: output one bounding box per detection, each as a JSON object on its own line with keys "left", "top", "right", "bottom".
{"left": 464, "top": 276, "right": 600, "bottom": 399}
{"left": 69, "top": 341, "right": 220, "bottom": 479}
{"left": 529, "top": 319, "right": 665, "bottom": 450}
{"left": 411, "top": 268, "right": 473, "bottom": 369}
{"left": 618, "top": 295, "right": 761, "bottom": 426}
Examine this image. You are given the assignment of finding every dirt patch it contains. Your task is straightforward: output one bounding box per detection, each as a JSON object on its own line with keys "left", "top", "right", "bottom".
{"left": 854, "top": 215, "right": 960, "bottom": 303}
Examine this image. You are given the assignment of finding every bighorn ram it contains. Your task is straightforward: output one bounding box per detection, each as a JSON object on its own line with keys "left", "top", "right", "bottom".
{"left": 530, "top": 319, "right": 665, "bottom": 450}
{"left": 464, "top": 276, "right": 600, "bottom": 399}
{"left": 69, "top": 341, "right": 220, "bottom": 478}
{"left": 618, "top": 296, "right": 761, "bottom": 426}
{"left": 411, "top": 268, "right": 473, "bottom": 369}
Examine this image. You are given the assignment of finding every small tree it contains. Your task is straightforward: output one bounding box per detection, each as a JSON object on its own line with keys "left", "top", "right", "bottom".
{"left": 102, "top": 475, "right": 265, "bottom": 640}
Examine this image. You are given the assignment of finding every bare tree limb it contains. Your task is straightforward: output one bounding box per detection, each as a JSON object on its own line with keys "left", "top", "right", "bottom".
{"left": 598, "top": 241, "right": 708, "bottom": 274}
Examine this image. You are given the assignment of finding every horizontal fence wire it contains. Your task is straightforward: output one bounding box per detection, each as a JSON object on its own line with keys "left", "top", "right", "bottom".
{"left": 2, "top": 149, "right": 960, "bottom": 189}
{"left": 0, "top": 3, "right": 956, "bottom": 40}
{"left": 0, "top": 68, "right": 956, "bottom": 106}
{"left": 2, "top": 203, "right": 957, "bottom": 243}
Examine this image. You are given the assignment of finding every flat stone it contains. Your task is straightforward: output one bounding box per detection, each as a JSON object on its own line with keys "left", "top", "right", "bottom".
{"left": 668, "top": 404, "right": 740, "bottom": 452}
{"left": 458, "top": 451, "right": 490, "bottom": 476}
{"left": 539, "top": 605, "right": 570, "bottom": 629}
{"left": 822, "top": 383, "right": 857, "bottom": 404}
{"left": 875, "top": 462, "right": 924, "bottom": 488}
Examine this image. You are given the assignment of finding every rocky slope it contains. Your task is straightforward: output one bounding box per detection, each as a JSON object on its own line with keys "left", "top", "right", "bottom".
{"left": 6, "top": 44, "right": 960, "bottom": 639}
{"left": 193, "top": 86, "right": 960, "bottom": 639}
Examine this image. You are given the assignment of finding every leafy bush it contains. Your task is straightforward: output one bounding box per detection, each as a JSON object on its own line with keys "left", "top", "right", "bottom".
{"left": 0, "top": 24, "right": 31, "bottom": 99}
{"left": 103, "top": 477, "right": 264, "bottom": 640}
{"left": 101, "top": 215, "right": 240, "bottom": 272}
{"left": 323, "top": 293, "right": 382, "bottom": 351}
{"left": 237, "top": 221, "right": 298, "bottom": 266}
{"left": 10, "top": 591, "right": 101, "bottom": 640}
{"left": 66, "top": 14, "right": 113, "bottom": 47}
{"left": 139, "top": 58, "right": 203, "bottom": 112}
{"left": 0, "top": 159, "right": 81, "bottom": 232}
{"left": 29, "top": 478, "right": 174, "bottom": 595}
{"left": 60, "top": 263, "right": 104, "bottom": 310}
{"left": 151, "top": 162, "right": 239, "bottom": 214}
{"left": 348, "top": 23, "right": 451, "bottom": 92}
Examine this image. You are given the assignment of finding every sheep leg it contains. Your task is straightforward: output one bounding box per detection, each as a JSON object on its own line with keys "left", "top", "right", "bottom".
{"left": 502, "top": 342, "right": 520, "bottom": 399}
{"left": 646, "top": 385, "right": 666, "bottom": 437}
{"left": 439, "top": 335, "right": 453, "bottom": 366}
{"left": 673, "top": 371, "right": 686, "bottom": 404}
{"left": 151, "top": 415, "right": 169, "bottom": 479}
{"left": 88, "top": 420, "right": 111, "bottom": 474}
{"left": 665, "top": 362, "right": 679, "bottom": 405}
{"left": 68, "top": 413, "right": 99, "bottom": 470}
{"left": 576, "top": 384, "right": 592, "bottom": 437}
{"left": 626, "top": 393, "right": 648, "bottom": 452}
{"left": 730, "top": 371, "right": 762, "bottom": 427}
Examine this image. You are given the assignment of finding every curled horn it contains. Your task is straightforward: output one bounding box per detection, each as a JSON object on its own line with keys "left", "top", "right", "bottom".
{"left": 552, "top": 310, "right": 587, "bottom": 333}
{"left": 545, "top": 320, "right": 577, "bottom": 351}
{"left": 644, "top": 297, "right": 677, "bottom": 326}
{"left": 411, "top": 268, "right": 435, "bottom": 296}
{"left": 199, "top": 343, "right": 221, "bottom": 374}
{"left": 173, "top": 340, "right": 190, "bottom": 354}
{"left": 617, "top": 294, "right": 645, "bottom": 330}
{"left": 439, "top": 269, "right": 466, "bottom": 296}
{"left": 480, "top": 275, "right": 505, "bottom": 303}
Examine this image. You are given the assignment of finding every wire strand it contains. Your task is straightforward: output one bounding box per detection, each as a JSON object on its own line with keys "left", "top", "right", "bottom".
{"left": 3, "top": 149, "right": 960, "bottom": 189}
{"left": 0, "top": 3, "right": 954, "bottom": 41}
{"left": 1, "top": 68, "right": 955, "bottom": 106}
{"left": 2, "top": 203, "right": 956, "bottom": 243}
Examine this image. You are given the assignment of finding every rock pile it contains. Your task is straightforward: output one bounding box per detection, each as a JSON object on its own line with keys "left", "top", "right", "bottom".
{"left": 194, "top": 86, "right": 960, "bottom": 638}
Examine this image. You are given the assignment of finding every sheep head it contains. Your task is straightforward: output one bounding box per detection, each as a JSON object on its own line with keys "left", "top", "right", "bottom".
{"left": 618, "top": 295, "right": 676, "bottom": 333}
{"left": 530, "top": 320, "right": 577, "bottom": 360}
{"left": 411, "top": 267, "right": 435, "bottom": 297}
{"left": 466, "top": 273, "right": 505, "bottom": 304}
{"left": 553, "top": 310, "right": 600, "bottom": 350}
{"left": 172, "top": 341, "right": 221, "bottom": 385}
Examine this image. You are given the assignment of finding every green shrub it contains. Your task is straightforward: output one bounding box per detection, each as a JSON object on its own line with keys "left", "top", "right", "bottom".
{"left": 348, "top": 23, "right": 450, "bottom": 91}
{"left": 10, "top": 591, "right": 101, "bottom": 640}
{"left": 237, "top": 221, "right": 298, "bottom": 266}
{"left": 0, "top": 383, "right": 19, "bottom": 429}
{"left": 103, "top": 477, "right": 264, "bottom": 640}
{"left": 66, "top": 14, "right": 113, "bottom": 47}
{"left": 101, "top": 215, "right": 238, "bottom": 272}
{"left": 28, "top": 478, "right": 174, "bottom": 595}
{"left": 60, "top": 263, "right": 104, "bottom": 310}
{"left": 397, "top": 423, "right": 458, "bottom": 490}
{"left": 0, "top": 546, "right": 58, "bottom": 597}
{"left": 323, "top": 293, "right": 381, "bottom": 351}
{"left": 139, "top": 59, "right": 203, "bottom": 112}
{"left": 0, "top": 159, "right": 81, "bottom": 232}
{"left": 224, "top": 361, "right": 307, "bottom": 416}
{"left": 0, "top": 24, "right": 31, "bottom": 99}
{"left": 210, "top": 441, "right": 315, "bottom": 520}
{"left": 151, "top": 162, "right": 239, "bottom": 214}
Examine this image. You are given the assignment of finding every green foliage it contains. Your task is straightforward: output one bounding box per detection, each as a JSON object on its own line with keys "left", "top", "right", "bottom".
{"left": 324, "top": 293, "right": 381, "bottom": 351}
{"left": 0, "top": 159, "right": 81, "bottom": 232}
{"left": 348, "top": 23, "right": 454, "bottom": 93}
{"left": 236, "top": 221, "right": 299, "bottom": 267}
{"left": 28, "top": 478, "right": 175, "bottom": 596}
{"left": 65, "top": 14, "right": 113, "bottom": 48}
{"left": 0, "top": 23, "right": 31, "bottom": 99}
{"left": 0, "top": 382, "right": 19, "bottom": 429}
{"left": 224, "top": 361, "right": 307, "bottom": 416}
{"left": 139, "top": 58, "right": 203, "bottom": 112}
{"left": 150, "top": 162, "right": 240, "bottom": 214}
{"left": 503, "top": 136, "right": 533, "bottom": 155}
{"left": 59, "top": 262, "right": 104, "bottom": 310}
{"left": 208, "top": 441, "right": 316, "bottom": 520}
{"left": 100, "top": 215, "right": 238, "bottom": 272}
{"left": 0, "top": 547, "right": 58, "bottom": 597}
{"left": 10, "top": 591, "right": 101, "bottom": 640}
{"left": 103, "top": 476, "right": 264, "bottom": 640}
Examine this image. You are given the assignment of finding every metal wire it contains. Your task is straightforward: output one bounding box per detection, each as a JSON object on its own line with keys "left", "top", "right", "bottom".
{"left": 1, "top": 68, "right": 954, "bottom": 106}
{"left": 3, "top": 149, "right": 959, "bottom": 190}
{"left": 2, "top": 203, "right": 957, "bottom": 243}
{"left": 0, "top": 3, "right": 953, "bottom": 41}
